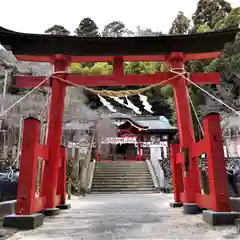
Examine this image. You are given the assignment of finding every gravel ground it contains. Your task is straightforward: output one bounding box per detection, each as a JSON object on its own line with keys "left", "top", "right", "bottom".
{"left": 3, "top": 194, "right": 240, "bottom": 240}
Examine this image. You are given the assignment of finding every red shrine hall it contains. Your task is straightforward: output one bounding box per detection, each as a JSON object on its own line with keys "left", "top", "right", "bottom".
{"left": 96, "top": 113, "right": 177, "bottom": 161}
{"left": 0, "top": 25, "right": 239, "bottom": 229}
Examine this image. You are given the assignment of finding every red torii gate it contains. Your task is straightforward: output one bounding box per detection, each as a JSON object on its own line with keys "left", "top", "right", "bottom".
{"left": 0, "top": 26, "right": 239, "bottom": 229}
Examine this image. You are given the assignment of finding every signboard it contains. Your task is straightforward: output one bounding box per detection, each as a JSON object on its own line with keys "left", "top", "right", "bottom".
{"left": 149, "top": 141, "right": 168, "bottom": 148}
{"left": 68, "top": 142, "right": 90, "bottom": 148}
{"left": 101, "top": 137, "right": 137, "bottom": 144}
{"left": 67, "top": 140, "right": 168, "bottom": 148}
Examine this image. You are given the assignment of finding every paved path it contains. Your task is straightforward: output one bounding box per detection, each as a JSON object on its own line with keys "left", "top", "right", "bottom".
{"left": 7, "top": 194, "right": 239, "bottom": 240}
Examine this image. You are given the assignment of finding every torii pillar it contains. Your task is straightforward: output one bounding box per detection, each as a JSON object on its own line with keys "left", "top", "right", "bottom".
{"left": 168, "top": 52, "right": 201, "bottom": 213}
{"left": 40, "top": 54, "right": 71, "bottom": 214}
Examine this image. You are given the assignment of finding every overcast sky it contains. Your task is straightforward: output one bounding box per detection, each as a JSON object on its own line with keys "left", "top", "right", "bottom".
{"left": 0, "top": 0, "right": 239, "bottom": 34}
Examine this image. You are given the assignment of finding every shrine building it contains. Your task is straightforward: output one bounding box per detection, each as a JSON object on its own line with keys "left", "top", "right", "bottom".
{"left": 98, "top": 113, "right": 178, "bottom": 161}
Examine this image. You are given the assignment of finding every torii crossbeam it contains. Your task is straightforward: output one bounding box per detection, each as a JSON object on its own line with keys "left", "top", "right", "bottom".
{"left": 0, "top": 26, "right": 239, "bottom": 229}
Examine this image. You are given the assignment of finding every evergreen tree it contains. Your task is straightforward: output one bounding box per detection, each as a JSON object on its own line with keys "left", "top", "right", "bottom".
{"left": 102, "top": 21, "right": 126, "bottom": 37}
{"left": 169, "top": 11, "right": 190, "bottom": 35}
{"left": 132, "top": 26, "right": 162, "bottom": 36}
{"left": 45, "top": 25, "right": 70, "bottom": 35}
{"left": 75, "top": 18, "right": 100, "bottom": 37}
{"left": 192, "top": 0, "right": 232, "bottom": 31}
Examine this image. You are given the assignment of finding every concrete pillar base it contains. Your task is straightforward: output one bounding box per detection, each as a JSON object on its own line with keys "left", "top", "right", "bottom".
{"left": 57, "top": 203, "right": 71, "bottom": 210}
{"left": 44, "top": 208, "right": 60, "bottom": 216}
{"left": 170, "top": 202, "right": 183, "bottom": 208}
{"left": 236, "top": 219, "right": 240, "bottom": 235}
{"left": 183, "top": 204, "right": 202, "bottom": 214}
{"left": 3, "top": 213, "right": 44, "bottom": 230}
{"left": 203, "top": 210, "right": 240, "bottom": 226}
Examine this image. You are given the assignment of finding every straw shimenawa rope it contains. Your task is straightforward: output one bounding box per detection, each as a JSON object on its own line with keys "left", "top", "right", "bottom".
{"left": 53, "top": 73, "right": 180, "bottom": 98}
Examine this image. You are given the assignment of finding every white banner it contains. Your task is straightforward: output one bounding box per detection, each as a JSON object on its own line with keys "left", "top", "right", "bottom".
{"left": 101, "top": 137, "right": 137, "bottom": 144}
{"left": 67, "top": 140, "right": 168, "bottom": 148}
{"left": 138, "top": 141, "right": 168, "bottom": 148}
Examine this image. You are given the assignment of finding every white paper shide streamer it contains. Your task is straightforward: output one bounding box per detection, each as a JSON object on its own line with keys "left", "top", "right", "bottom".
{"left": 112, "top": 97, "right": 141, "bottom": 115}
{"left": 112, "top": 97, "right": 125, "bottom": 105}
{"left": 98, "top": 95, "right": 116, "bottom": 112}
{"left": 125, "top": 97, "right": 142, "bottom": 115}
{"left": 99, "top": 94, "right": 152, "bottom": 115}
{"left": 138, "top": 94, "right": 153, "bottom": 113}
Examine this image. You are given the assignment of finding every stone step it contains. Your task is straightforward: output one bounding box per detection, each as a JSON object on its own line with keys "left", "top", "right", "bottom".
{"left": 95, "top": 170, "right": 150, "bottom": 173}
{"left": 94, "top": 173, "right": 152, "bottom": 177}
{"left": 92, "top": 184, "right": 155, "bottom": 188}
{"left": 92, "top": 180, "right": 154, "bottom": 184}
{"left": 92, "top": 162, "right": 156, "bottom": 193}
{"left": 93, "top": 175, "right": 153, "bottom": 178}
{"left": 95, "top": 164, "right": 147, "bottom": 167}
{"left": 92, "top": 183, "right": 154, "bottom": 187}
{"left": 91, "top": 191, "right": 157, "bottom": 194}
{"left": 92, "top": 179, "right": 154, "bottom": 183}
{"left": 96, "top": 161, "right": 146, "bottom": 164}
{"left": 91, "top": 187, "right": 157, "bottom": 192}
{"left": 92, "top": 184, "right": 154, "bottom": 188}
{"left": 93, "top": 179, "right": 153, "bottom": 183}
{"left": 94, "top": 174, "right": 151, "bottom": 178}
{"left": 95, "top": 162, "right": 148, "bottom": 166}
{"left": 95, "top": 168, "right": 149, "bottom": 171}
{"left": 93, "top": 175, "right": 152, "bottom": 181}
{"left": 96, "top": 165, "right": 149, "bottom": 168}
{"left": 95, "top": 166, "right": 149, "bottom": 169}
{"left": 95, "top": 167, "right": 148, "bottom": 169}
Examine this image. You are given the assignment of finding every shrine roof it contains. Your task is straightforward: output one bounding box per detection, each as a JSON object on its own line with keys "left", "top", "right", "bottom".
{"left": 63, "top": 122, "right": 92, "bottom": 130}
{"left": 135, "top": 116, "right": 177, "bottom": 131}
{"left": 109, "top": 113, "right": 134, "bottom": 119}
{"left": 0, "top": 27, "right": 239, "bottom": 61}
{"left": 109, "top": 113, "right": 177, "bottom": 131}
{"left": 109, "top": 113, "right": 148, "bottom": 130}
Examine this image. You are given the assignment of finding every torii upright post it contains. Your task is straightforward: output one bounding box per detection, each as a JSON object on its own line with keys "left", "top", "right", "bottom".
{"left": 168, "top": 53, "right": 201, "bottom": 213}
{"left": 40, "top": 54, "right": 71, "bottom": 214}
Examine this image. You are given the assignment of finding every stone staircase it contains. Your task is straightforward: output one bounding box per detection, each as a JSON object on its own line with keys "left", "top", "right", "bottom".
{"left": 91, "top": 161, "right": 157, "bottom": 193}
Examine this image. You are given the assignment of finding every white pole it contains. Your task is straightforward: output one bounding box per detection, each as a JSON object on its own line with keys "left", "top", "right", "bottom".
{"left": 159, "top": 147, "right": 162, "bottom": 160}
{"left": 163, "top": 146, "right": 168, "bottom": 159}
{"left": 16, "top": 117, "right": 23, "bottom": 169}
{"left": 0, "top": 71, "right": 8, "bottom": 129}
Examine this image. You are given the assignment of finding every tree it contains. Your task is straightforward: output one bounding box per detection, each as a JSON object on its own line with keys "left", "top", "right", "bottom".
{"left": 44, "top": 25, "right": 70, "bottom": 35}
{"left": 192, "top": 0, "right": 232, "bottom": 31}
{"left": 169, "top": 11, "right": 190, "bottom": 35}
{"left": 75, "top": 18, "right": 100, "bottom": 37}
{"left": 125, "top": 62, "right": 156, "bottom": 74}
{"left": 214, "top": 7, "right": 240, "bottom": 30}
{"left": 187, "top": 4, "right": 239, "bottom": 139}
{"left": 102, "top": 21, "right": 126, "bottom": 37}
{"left": 202, "top": 7, "right": 240, "bottom": 95}
{"left": 134, "top": 26, "right": 162, "bottom": 36}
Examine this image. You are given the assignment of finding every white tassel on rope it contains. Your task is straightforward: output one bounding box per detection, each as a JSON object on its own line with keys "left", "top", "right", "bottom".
{"left": 138, "top": 94, "right": 153, "bottom": 114}
{"left": 98, "top": 95, "right": 117, "bottom": 113}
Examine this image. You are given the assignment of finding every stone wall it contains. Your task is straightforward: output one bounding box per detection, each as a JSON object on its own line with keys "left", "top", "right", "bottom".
{"left": 160, "top": 157, "right": 240, "bottom": 191}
